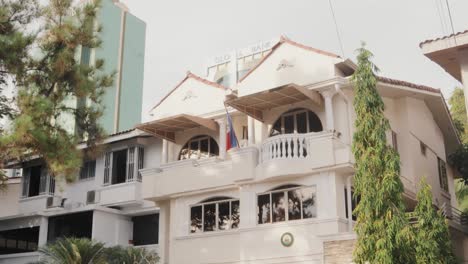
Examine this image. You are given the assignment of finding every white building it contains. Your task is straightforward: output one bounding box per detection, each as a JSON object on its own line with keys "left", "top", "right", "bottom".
{"left": 0, "top": 36, "right": 467, "bottom": 264}
{"left": 0, "top": 130, "right": 161, "bottom": 264}
{"left": 138, "top": 36, "right": 468, "bottom": 263}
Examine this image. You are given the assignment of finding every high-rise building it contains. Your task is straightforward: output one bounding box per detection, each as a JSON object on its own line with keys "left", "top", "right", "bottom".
{"left": 79, "top": 0, "right": 146, "bottom": 134}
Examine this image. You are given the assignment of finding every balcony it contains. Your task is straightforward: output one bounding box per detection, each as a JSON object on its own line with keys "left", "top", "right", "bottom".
{"left": 141, "top": 147, "right": 258, "bottom": 201}
{"left": 99, "top": 180, "right": 143, "bottom": 207}
{"left": 257, "top": 131, "right": 351, "bottom": 180}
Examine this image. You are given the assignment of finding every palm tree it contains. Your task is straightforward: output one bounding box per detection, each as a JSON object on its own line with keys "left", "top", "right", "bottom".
{"left": 105, "top": 246, "right": 159, "bottom": 264}
{"left": 32, "top": 237, "right": 107, "bottom": 264}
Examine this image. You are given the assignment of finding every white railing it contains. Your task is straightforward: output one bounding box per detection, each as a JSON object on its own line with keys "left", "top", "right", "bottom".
{"left": 261, "top": 132, "right": 331, "bottom": 162}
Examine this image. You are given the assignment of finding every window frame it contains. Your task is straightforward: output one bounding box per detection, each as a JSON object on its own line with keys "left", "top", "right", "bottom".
{"left": 189, "top": 197, "right": 240, "bottom": 234}
{"left": 438, "top": 157, "right": 449, "bottom": 193}
{"left": 103, "top": 145, "right": 144, "bottom": 186}
{"left": 79, "top": 160, "right": 96, "bottom": 181}
{"left": 270, "top": 108, "right": 322, "bottom": 137}
{"left": 256, "top": 185, "right": 317, "bottom": 225}
{"left": 179, "top": 135, "right": 219, "bottom": 160}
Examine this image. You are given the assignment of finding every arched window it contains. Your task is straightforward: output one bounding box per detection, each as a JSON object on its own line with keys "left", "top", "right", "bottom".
{"left": 257, "top": 184, "right": 317, "bottom": 224}
{"left": 190, "top": 197, "right": 239, "bottom": 233}
{"left": 179, "top": 135, "right": 219, "bottom": 160}
{"left": 270, "top": 108, "right": 322, "bottom": 137}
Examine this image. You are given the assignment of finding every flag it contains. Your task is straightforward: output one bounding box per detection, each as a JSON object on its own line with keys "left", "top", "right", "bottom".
{"left": 226, "top": 111, "right": 239, "bottom": 151}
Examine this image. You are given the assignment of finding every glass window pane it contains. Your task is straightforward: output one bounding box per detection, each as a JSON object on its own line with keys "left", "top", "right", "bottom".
{"left": 204, "top": 204, "right": 216, "bottom": 232}
{"left": 288, "top": 189, "right": 302, "bottom": 220}
{"left": 308, "top": 111, "right": 322, "bottom": 132}
{"left": 296, "top": 112, "right": 308, "bottom": 133}
{"left": 301, "top": 187, "right": 317, "bottom": 219}
{"left": 257, "top": 194, "right": 271, "bottom": 224}
{"left": 200, "top": 139, "right": 209, "bottom": 158}
{"left": 231, "top": 200, "right": 240, "bottom": 229}
{"left": 272, "top": 192, "right": 286, "bottom": 222}
{"left": 271, "top": 119, "right": 281, "bottom": 136}
{"left": 190, "top": 206, "right": 202, "bottom": 233}
{"left": 283, "top": 115, "right": 294, "bottom": 134}
{"left": 210, "top": 138, "right": 219, "bottom": 156}
{"left": 189, "top": 140, "right": 199, "bottom": 159}
{"left": 218, "top": 202, "right": 230, "bottom": 230}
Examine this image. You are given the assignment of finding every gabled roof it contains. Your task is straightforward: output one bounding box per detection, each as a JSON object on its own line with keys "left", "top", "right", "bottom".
{"left": 150, "top": 72, "right": 226, "bottom": 112}
{"left": 238, "top": 36, "right": 341, "bottom": 83}
{"left": 419, "top": 29, "right": 468, "bottom": 47}
{"left": 377, "top": 76, "right": 440, "bottom": 94}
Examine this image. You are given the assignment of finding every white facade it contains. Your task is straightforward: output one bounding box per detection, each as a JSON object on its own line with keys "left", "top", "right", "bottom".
{"left": 0, "top": 130, "right": 161, "bottom": 264}
{"left": 140, "top": 36, "right": 468, "bottom": 263}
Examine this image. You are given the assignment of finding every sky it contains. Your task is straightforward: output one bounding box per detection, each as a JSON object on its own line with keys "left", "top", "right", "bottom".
{"left": 119, "top": 0, "right": 468, "bottom": 122}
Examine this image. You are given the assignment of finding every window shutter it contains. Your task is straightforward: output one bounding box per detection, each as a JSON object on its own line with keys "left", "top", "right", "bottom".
{"left": 104, "top": 152, "right": 112, "bottom": 185}
{"left": 21, "top": 168, "right": 31, "bottom": 198}
{"left": 137, "top": 146, "right": 144, "bottom": 182}
{"left": 127, "top": 147, "right": 135, "bottom": 182}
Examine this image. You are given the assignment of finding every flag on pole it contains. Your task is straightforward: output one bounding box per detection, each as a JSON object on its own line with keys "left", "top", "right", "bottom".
{"left": 226, "top": 111, "right": 239, "bottom": 151}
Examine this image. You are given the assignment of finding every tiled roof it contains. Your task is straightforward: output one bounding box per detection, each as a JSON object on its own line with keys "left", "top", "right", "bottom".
{"left": 238, "top": 36, "right": 340, "bottom": 83}
{"left": 150, "top": 71, "right": 226, "bottom": 112}
{"left": 377, "top": 76, "right": 441, "bottom": 94}
{"left": 419, "top": 29, "right": 468, "bottom": 47}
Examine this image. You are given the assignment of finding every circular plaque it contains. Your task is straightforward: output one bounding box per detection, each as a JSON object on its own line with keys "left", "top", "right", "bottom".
{"left": 280, "top": 232, "right": 294, "bottom": 247}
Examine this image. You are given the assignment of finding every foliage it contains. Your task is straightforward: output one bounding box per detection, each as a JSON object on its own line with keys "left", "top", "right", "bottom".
{"left": 351, "top": 44, "right": 412, "bottom": 264}
{"left": 33, "top": 237, "right": 107, "bottom": 264}
{"left": 455, "top": 179, "right": 468, "bottom": 212}
{"left": 412, "top": 177, "right": 457, "bottom": 264}
{"left": 105, "top": 246, "right": 160, "bottom": 264}
{"left": 448, "top": 87, "right": 468, "bottom": 184}
{"left": 31, "top": 238, "right": 159, "bottom": 264}
{"left": 0, "top": 0, "right": 113, "bottom": 183}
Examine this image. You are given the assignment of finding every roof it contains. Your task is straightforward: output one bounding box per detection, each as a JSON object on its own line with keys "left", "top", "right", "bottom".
{"left": 238, "top": 36, "right": 341, "bottom": 83}
{"left": 377, "top": 76, "right": 441, "bottom": 94}
{"left": 149, "top": 71, "right": 226, "bottom": 112}
{"left": 419, "top": 29, "right": 468, "bottom": 47}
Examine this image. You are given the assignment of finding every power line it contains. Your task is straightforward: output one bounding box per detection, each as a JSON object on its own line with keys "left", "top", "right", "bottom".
{"left": 444, "top": 0, "right": 457, "bottom": 45}
{"left": 434, "top": 0, "right": 447, "bottom": 36}
{"left": 327, "top": 0, "right": 345, "bottom": 59}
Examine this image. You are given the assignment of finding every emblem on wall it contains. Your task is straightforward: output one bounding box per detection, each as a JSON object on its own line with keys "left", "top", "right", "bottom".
{"left": 276, "top": 59, "right": 294, "bottom": 71}
{"left": 280, "top": 232, "right": 294, "bottom": 247}
{"left": 183, "top": 90, "right": 197, "bottom": 101}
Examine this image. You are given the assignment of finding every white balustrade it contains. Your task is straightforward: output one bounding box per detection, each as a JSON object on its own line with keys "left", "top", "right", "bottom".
{"left": 261, "top": 132, "right": 329, "bottom": 162}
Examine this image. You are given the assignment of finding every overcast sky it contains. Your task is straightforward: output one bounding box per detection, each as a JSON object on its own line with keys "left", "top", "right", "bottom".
{"left": 120, "top": 0, "right": 468, "bottom": 121}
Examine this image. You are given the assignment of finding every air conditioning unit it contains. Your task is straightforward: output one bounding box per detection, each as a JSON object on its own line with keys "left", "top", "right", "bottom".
{"left": 86, "top": 190, "right": 99, "bottom": 204}
{"left": 46, "top": 196, "right": 65, "bottom": 208}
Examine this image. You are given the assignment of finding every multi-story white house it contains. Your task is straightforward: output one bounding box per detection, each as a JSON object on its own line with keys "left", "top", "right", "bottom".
{"left": 0, "top": 130, "right": 161, "bottom": 264}
{"left": 138, "top": 36, "right": 468, "bottom": 263}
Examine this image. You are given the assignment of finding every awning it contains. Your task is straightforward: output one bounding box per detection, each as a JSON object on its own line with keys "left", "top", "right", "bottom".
{"left": 136, "top": 114, "right": 218, "bottom": 142}
{"left": 225, "top": 83, "right": 323, "bottom": 121}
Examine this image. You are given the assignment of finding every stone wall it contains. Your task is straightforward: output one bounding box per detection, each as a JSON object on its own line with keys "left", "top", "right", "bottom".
{"left": 323, "top": 239, "right": 356, "bottom": 264}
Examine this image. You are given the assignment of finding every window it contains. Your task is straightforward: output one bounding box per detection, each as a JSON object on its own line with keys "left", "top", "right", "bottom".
{"left": 257, "top": 185, "right": 317, "bottom": 224}
{"left": 47, "top": 211, "right": 93, "bottom": 242}
{"left": 190, "top": 197, "right": 239, "bottom": 233}
{"left": 270, "top": 108, "right": 322, "bottom": 137}
{"left": 21, "top": 165, "right": 55, "bottom": 198}
{"left": 132, "top": 214, "right": 159, "bottom": 246}
{"left": 420, "top": 141, "right": 427, "bottom": 156}
{"left": 438, "top": 158, "right": 449, "bottom": 192}
{"left": 103, "top": 146, "right": 144, "bottom": 185}
{"left": 344, "top": 188, "right": 360, "bottom": 221}
{"left": 79, "top": 160, "right": 96, "bottom": 180}
{"left": 0, "top": 227, "right": 39, "bottom": 255}
{"left": 179, "top": 135, "right": 219, "bottom": 160}
{"left": 391, "top": 130, "right": 398, "bottom": 151}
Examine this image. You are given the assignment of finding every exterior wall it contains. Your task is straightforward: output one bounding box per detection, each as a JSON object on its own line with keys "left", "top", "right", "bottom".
{"left": 0, "top": 179, "right": 20, "bottom": 218}
{"left": 118, "top": 13, "right": 146, "bottom": 132}
{"left": 323, "top": 239, "right": 355, "bottom": 264}
{"left": 92, "top": 210, "right": 133, "bottom": 246}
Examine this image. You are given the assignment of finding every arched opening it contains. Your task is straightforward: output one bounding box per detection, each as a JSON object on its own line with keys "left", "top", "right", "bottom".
{"left": 179, "top": 135, "right": 219, "bottom": 160}
{"left": 270, "top": 108, "right": 322, "bottom": 137}
{"left": 190, "top": 196, "right": 239, "bottom": 233}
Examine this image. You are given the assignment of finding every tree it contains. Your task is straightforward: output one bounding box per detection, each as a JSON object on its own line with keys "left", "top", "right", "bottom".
{"left": 0, "top": 0, "right": 113, "bottom": 183}
{"left": 448, "top": 87, "right": 468, "bottom": 143}
{"left": 351, "top": 44, "right": 412, "bottom": 264}
{"left": 33, "top": 237, "right": 107, "bottom": 264}
{"left": 412, "top": 177, "right": 456, "bottom": 264}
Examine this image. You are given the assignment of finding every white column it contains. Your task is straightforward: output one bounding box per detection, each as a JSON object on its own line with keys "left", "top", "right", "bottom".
{"left": 38, "top": 216, "right": 48, "bottom": 246}
{"left": 459, "top": 49, "right": 468, "bottom": 119}
{"left": 321, "top": 89, "right": 337, "bottom": 131}
{"left": 247, "top": 116, "right": 255, "bottom": 146}
{"left": 217, "top": 118, "right": 227, "bottom": 159}
{"left": 158, "top": 201, "right": 171, "bottom": 264}
{"left": 161, "top": 139, "right": 168, "bottom": 164}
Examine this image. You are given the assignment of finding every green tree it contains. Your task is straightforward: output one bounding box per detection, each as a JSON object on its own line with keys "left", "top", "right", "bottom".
{"left": 412, "top": 177, "right": 456, "bottom": 264}
{"left": 0, "top": 0, "right": 113, "bottom": 183}
{"left": 351, "top": 44, "right": 412, "bottom": 264}
{"left": 448, "top": 87, "right": 468, "bottom": 143}
{"left": 33, "top": 237, "right": 107, "bottom": 264}
{"left": 105, "top": 246, "right": 160, "bottom": 264}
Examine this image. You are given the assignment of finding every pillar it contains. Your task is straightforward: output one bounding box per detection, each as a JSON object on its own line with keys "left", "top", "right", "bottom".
{"left": 161, "top": 139, "right": 168, "bottom": 164}
{"left": 321, "top": 89, "right": 337, "bottom": 131}
{"left": 346, "top": 175, "right": 353, "bottom": 232}
{"left": 158, "top": 201, "right": 171, "bottom": 264}
{"left": 247, "top": 116, "right": 255, "bottom": 146}
{"left": 217, "top": 118, "right": 227, "bottom": 159}
{"left": 38, "top": 216, "right": 48, "bottom": 246}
